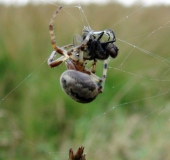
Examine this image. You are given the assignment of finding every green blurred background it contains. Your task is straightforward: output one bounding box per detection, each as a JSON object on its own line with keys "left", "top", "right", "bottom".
{"left": 0, "top": 1, "right": 170, "bottom": 159}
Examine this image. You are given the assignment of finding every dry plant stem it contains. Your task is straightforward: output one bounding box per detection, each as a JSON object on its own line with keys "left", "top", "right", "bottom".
{"left": 68, "top": 146, "right": 86, "bottom": 160}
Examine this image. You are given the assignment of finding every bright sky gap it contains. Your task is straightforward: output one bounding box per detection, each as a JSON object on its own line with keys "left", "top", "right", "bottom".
{"left": 0, "top": 0, "right": 170, "bottom": 6}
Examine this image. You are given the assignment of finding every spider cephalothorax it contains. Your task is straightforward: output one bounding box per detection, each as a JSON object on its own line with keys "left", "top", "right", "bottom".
{"left": 47, "top": 6, "right": 118, "bottom": 103}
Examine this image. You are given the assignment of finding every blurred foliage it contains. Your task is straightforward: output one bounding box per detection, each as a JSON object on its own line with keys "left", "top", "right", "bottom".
{"left": 0, "top": 2, "right": 170, "bottom": 160}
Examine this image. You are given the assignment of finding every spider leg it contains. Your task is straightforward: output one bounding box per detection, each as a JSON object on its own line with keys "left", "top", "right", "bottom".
{"left": 90, "top": 59, "right": 97, "bottom": 73}
{"left": 87, "top": 59, "right": 108, "bottom": 92}
{"left": 61, "top": 44, "right": 74, "bottom": 50}
{"left": 89, "top": 71, "right": 102, "bottom": 83}
{"left": 89, "top": 59, "right": 108, "bottom": 93}
{"left": 49, "top": 6, "right": 67, "bottom": 56}
{"left": 101, "top": 59, "right": 108, "bottom": 91}
{"left": 48, "top": 51, "right": 69, "bottom": 68}
{"left": 81, "top": 30, "right": 93, "bottom": 49}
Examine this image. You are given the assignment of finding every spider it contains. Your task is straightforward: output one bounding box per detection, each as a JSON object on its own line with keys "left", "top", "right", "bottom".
{"left": 47, "top": 6, "right": 118, "bottom": 103}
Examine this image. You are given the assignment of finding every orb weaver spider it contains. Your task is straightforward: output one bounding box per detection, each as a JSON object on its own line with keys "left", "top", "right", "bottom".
{"left": 47, "top": 6, "right": 118, "bottom": 103}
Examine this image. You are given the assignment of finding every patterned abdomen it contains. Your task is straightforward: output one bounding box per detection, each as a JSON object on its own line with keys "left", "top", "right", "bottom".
{"left": 60, "top": 70, "right": 101, "bottom": 103}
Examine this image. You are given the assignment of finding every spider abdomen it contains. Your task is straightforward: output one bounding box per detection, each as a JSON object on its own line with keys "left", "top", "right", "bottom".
{"left": 60, "top": 70, "right": 100, "bottom": 103}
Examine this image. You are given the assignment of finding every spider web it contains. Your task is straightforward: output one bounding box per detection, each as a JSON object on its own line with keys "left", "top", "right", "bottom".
{"left": 0, "top": 0, "right": 170, "bottom": 159}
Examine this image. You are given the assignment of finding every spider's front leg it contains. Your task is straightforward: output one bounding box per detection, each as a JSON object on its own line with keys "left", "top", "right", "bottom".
{"left": 49, "top": 6, "right": 64, "bottom": 55}
{"left": 48, "top": 50, "right": 69, "bottom": 68}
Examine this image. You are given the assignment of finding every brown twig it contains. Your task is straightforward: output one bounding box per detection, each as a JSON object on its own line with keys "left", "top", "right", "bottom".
{"left": 68, "top": 146, "right": 86, "bottom": 160}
